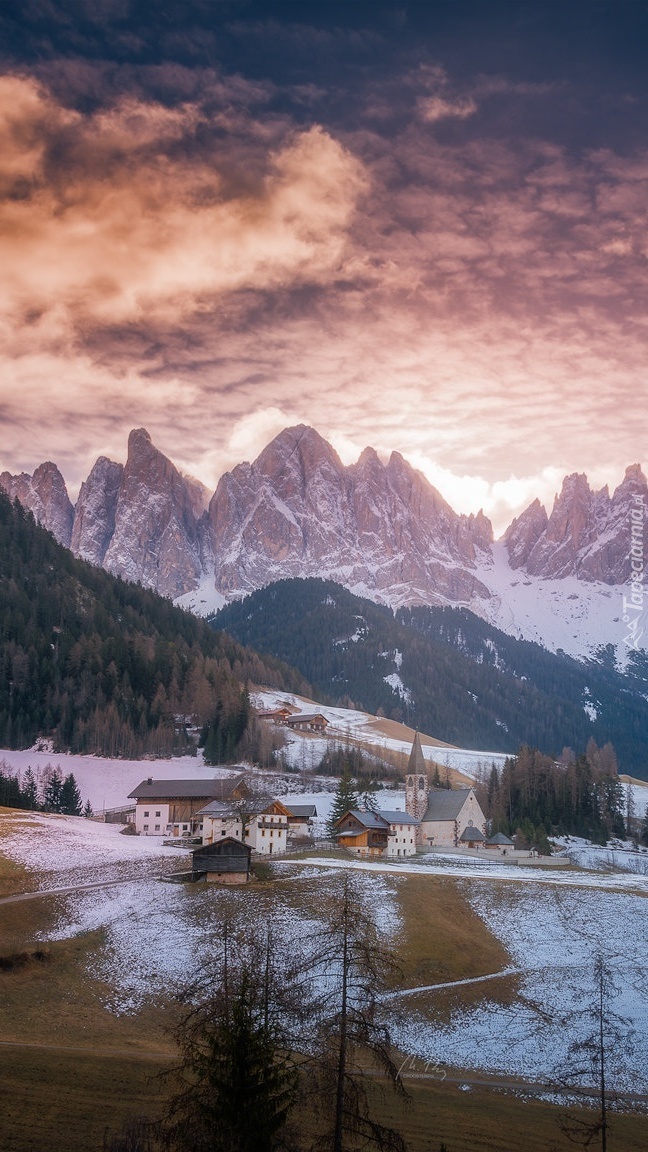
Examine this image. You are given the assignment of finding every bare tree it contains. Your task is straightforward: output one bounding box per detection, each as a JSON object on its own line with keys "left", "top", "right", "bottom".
{"left": 557, "top": 953, "right": 634, "bottom": 1152}
{"left": 307, "top": 873, "right": 409, "bottom": 1152}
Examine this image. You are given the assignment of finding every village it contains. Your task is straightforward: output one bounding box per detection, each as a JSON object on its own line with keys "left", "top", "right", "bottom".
{"left": 123, "top": 722, "right": 566, "bottom": 884}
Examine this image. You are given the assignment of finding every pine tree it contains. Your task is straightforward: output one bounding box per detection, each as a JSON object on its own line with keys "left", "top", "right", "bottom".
{"left": 327, "top": 767, "right": 360, "bottom": 838}
{"left": 43, "top": 768, "right": 64, "bottom": 813}
{"left": 22, "top": 766, "right": 39, "bottom": 810}
{"left": 162, "top": 926, "right": 300, "bottom": 1152}
{"left": 60, "top": 773, "right": 83, "bottom": 816}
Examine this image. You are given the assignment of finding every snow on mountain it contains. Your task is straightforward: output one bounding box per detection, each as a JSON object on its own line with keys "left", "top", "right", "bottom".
{"left": 3, "top": 424, "right": 646, "bottom": 664}
{"left": 473, "top": 542, "right": 631, "bottom": 662}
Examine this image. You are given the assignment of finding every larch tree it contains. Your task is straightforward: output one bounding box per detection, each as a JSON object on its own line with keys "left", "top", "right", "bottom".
{"left": 307, "top": 873, "right": 409, "bottom": 1152}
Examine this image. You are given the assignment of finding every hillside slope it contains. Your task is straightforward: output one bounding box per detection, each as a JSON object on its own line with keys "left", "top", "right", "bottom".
{"left": 213, "top": 578, "right": 648, "bottom": 777}
{"left": 0, "top": 491, "right": 309, "bottom": 756}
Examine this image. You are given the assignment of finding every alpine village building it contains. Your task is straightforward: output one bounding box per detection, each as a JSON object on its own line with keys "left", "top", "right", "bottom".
{"left": 128, "top": 774, "right": 315, "bottom": 855}
{"left": 333, "top": 732, "right": 488, "bottom": 857}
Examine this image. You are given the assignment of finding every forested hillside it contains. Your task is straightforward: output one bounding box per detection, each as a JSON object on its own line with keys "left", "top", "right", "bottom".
{"left": 0, "top": 492, "right": 308, "bottom": 757}
{"left": 213, "top": 578, "right": 648, "bottom": 776}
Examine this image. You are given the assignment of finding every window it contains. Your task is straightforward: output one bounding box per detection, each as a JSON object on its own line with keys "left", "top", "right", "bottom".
{"left": 155, "top": 824, "right": 160, "bottom": 831}
{"left": 143, "top": 824, "right": 149, "bottom": 831}
{"left": 221, "top": 830, "right": 226, "bottom": 836}
{"left": 144, "top": 810, "right": 149, "bottom": 817}
{"left": 155, "top": 811, "right": 161, "bottom": 817}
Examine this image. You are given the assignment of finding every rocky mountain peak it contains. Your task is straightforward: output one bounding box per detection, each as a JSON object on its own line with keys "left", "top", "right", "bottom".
{"left": 0, "top": 461, "right": 73, "bottom": 547}
{"left": 102, "top": 429, "right": 205, "bottom": 598}
{"left": 71, "top": 456, "right": 124, "bottom": 566}
{"left": 505, "top": 464, "right": 647, "bottom": 584}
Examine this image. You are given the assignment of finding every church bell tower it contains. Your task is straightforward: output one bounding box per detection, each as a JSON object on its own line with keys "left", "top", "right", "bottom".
{"left": 405, "top": 731, "right": 429, "bottom": 820}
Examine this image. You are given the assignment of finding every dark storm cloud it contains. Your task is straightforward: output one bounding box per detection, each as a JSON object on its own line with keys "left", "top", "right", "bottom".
{"left": 0, "top": 0, "right": 647, "bottom": 525}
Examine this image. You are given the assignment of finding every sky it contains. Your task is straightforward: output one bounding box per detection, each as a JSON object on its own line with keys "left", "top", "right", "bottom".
{"left": 1, "top": 0, "right": 648, "bottom": 532}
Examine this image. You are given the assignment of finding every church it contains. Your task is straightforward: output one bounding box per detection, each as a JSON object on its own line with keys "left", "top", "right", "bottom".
{"left": 404, "top": 733, "right": 487, "bottom": 849}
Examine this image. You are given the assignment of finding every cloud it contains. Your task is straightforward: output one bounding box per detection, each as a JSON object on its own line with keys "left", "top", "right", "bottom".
{"left": 227, "top": 407, "right": 298, "bottom": 463}
{"left": 417, "top": 94, "right": 478, "bottom": 123}
{"left": 1, "top": 59, "right": 647, "bottom": 521}
{"left": 0, "top": 77, "right": 367, "bottom": 334}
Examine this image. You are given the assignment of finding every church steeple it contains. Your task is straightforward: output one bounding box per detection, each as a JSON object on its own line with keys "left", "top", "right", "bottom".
{"left": 405, "top": 731, "right": 429, "bottom": 820}
{"left": 407, "top": 730, "right": 426, "bottom": 775}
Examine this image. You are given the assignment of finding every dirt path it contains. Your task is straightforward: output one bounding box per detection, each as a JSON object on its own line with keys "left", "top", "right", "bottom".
{"left": 0, "top": 873, "right": 171, "bottom": 905}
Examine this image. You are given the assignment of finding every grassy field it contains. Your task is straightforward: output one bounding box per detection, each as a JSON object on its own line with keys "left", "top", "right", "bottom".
{"left": 1, "top": 831, "right": 647, "bottom": 1151}
{"left": 1, "top": 1044, "right": 646, "bottom": 1152}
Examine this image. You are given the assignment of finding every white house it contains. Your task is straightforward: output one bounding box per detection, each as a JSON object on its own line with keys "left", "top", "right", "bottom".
{"left": 197, "top": 797, "right": 292, "bottom": 856}
{"left": 127, "top": 775, "right": 249, "bottom": 837}
{"left": 380, "top": 811, "right": 419, "bottom": 857}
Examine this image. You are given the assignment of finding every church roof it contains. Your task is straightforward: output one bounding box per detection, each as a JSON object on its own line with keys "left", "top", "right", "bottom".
{"left": 459, "top": 824, "right": 484, "bottom": 842}
{"left": 406, "top": 731, "right": 427, "bottom": 776}
{"left": 486, "top": 832, "right": 514, "bottom": 845}
{"left": 422, "top": 788, "right": 474, "bottom": 822}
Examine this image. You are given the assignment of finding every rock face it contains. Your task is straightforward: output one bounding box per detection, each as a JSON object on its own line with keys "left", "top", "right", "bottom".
{"left": 5, "top": 426, "right": 647, "bottom": 627}
{"left": 504, "top": 465, "right": 648, "bottom": 584}
{"left": 210, "top": 425, "right": 493, "bottom": 604}
{"left": 71, "top": 456, "right": 124, "bottom": 566}
{"left": 0, "top": 461, "right": 74, "bottom": 547}
{"left": 101, "top": 429, "right": 206, "bottom": 598}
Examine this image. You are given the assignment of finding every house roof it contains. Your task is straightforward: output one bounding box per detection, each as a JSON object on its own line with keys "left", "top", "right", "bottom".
{"left": 422, "top": 788, "right": 475, "bottom": 822}
{"left": 459, "top": 824, "right": 484, "bottom": 842}
{"left": 349, "top": 809, "right": 390, "bottom": 829}
{"left": 128, "top": 774, "right": 246, "bottom": 801}
{"left": 486, "top": 832, "right": 514, "bottom": 845}
{"left": 379, "top": 810, "right": 420, "bottom": 826}
{"left": 335, "top": 809, "right": 390, "bottom": 831}
{"left": 285, "top": 804, "right": 318, "bottom": 818}
{"left": 195, "top": 799, "right": 232, "bottom": 817}
{"left": 283, "top": 712, "right": 328, "bottom": 725}
{"left": 193, "top": 838, "right": 251, "bottom": 859}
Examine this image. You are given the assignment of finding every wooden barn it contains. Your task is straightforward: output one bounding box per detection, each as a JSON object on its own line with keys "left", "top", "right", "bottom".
{"left": 192, "top": 838, "right": 252, "bottom": 884}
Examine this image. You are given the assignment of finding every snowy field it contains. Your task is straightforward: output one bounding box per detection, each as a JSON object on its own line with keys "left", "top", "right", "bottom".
{"left": 2, "top": 809, "right": 648, "bottom": 1092}
{"left": 0, "top": 746, "right": 239, "bottom": 812}
{"left": 397, "top": 881, "right": 648, "bottom": 1094}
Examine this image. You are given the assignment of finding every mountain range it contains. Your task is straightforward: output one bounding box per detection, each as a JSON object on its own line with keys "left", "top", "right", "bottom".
{"left": 2, "top": 424, "right": 646, "bottom": 662}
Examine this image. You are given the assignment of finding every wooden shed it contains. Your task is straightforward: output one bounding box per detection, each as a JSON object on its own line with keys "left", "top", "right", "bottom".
{"left": 192, "top": 838, "right": 252, "bottom": 884}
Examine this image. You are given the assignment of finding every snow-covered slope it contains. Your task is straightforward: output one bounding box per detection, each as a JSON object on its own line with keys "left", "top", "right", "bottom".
{"left": 473, "top": 543, "right": 630, "bottom": 661}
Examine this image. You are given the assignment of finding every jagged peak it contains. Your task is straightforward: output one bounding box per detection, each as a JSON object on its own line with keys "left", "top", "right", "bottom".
{"left": 624, "top": 462, "right": 646, "bottom": 482}
{"left": 254, "top": 423, "right": 344, "bottom": 478}
{"left": 127, "top": 427, "right": 153, "bottom": 451}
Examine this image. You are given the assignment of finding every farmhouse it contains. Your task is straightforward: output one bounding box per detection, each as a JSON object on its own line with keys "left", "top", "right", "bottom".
{"left": 283, "top": 713, "right": 328, "bottom": 733}
{"left": 285, "top": 803, "right": 317, "bottom": 840}
{"left": 127, "top": 774, "right": 250, "bottom": 837}
{"left": 404, "top": 733, "right": 487, "bottom": 847}
{"left": 198, "top": 797, "right": 293, "bottom": 856}
{"left": 257, "top": 707, "right": 292, "bottom": 725}
{"left": 334, "top": 809, "right": 419, "bottom": 858}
